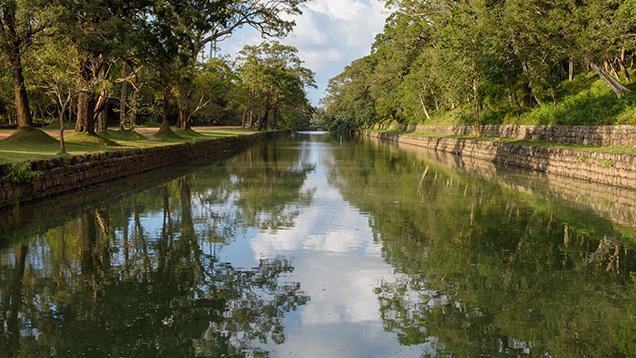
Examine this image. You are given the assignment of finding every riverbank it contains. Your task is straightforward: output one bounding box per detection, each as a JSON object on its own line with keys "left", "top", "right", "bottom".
{"left": 0, "top": 130, "right": 287, "bottom": 209}
{"left": 364, "top": 126, "right": 636, "bottom": 190}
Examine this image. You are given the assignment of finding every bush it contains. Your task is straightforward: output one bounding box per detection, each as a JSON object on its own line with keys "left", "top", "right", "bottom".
{"left": 328, "top": 117, "right": 357, "bottom": 134}
{"left": 6, "top": 162, "right": 38, "bottom": 184}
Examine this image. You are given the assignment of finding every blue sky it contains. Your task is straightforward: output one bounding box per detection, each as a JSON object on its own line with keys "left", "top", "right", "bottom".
{"left": 218, "top": 0, "right": 389, "bottom": 105}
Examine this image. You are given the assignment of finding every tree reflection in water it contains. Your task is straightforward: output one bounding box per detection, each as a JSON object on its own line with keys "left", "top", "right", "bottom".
{"left": 0, "top": 140, "right": 314, "bottom": 357}
{"left": 328, "top": 139, "right": 636, "bottom": 357}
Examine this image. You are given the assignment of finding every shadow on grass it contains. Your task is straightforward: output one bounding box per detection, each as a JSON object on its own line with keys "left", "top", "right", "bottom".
{"left": 102, "top": 129, "right": 145, "bottom": 142}
{"left": 153, "top": 127, "right": 185, "bottom": 141}
{"left": 65, "top": 132, "right": 120, "bottom": 147}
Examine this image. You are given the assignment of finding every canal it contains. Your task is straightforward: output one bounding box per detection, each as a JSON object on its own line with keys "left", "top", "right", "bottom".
{"left": 0, "top": 132, "right": 634, "bottom": 357}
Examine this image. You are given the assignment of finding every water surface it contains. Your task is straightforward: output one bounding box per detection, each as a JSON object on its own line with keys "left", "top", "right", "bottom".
{"left": 1, "top": 133, "right": 634, "bottom": 357}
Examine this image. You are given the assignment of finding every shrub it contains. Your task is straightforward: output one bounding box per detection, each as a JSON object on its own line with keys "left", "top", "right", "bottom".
{"left": 6, "top": 162, "right": 38, "bottom": 184}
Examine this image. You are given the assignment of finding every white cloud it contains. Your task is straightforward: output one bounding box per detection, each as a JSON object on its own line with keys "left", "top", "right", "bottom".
{"left": 218, "top": 0, "right": 389, "bottom": 105}
{"left": 239, "top": 141, "right": 430, "bottom": 356}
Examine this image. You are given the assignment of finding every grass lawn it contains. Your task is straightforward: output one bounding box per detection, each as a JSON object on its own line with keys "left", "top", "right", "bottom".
{"left": 0, "top": 127, "right": 259, "bottom": 164}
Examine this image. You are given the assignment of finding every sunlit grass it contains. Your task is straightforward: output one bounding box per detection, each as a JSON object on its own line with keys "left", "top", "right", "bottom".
{"left": 0, "top": 127, "right": 257, "bottom": 163}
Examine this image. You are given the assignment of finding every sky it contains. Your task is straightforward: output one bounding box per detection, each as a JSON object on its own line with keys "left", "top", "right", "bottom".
{"left": 217, "top": 0, "right": 390, "bottom": 106}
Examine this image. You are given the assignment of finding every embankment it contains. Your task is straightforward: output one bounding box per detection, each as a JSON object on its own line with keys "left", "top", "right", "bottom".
{"left": 364, "top": 128, "right": 636, "bottom": 190}
{"left": 0, "top": 130, "right": 287, "bottom": 209}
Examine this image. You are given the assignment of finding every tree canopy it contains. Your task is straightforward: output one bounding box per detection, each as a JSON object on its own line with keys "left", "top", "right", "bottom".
{"left": 0, "top": 0, "right": 315, "bottom": 140}
{"left": 322, "top": 0, "right": 636, "bottom": 132}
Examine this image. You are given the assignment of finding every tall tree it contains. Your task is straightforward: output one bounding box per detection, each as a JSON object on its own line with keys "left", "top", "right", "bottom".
{"left": 50, "top": 0, "right": 149, "bottom": 134}
{"left": 236, "top": 41, "right": 315, "bottom": 130}
{"left": 143, "top": 0, "right": 305, "bottom": 135}
{"left": 175, "top": 58, "right": 235, "bottom": 130}
{"left": 0, "top": 0, "right": 46, "bottom": 128}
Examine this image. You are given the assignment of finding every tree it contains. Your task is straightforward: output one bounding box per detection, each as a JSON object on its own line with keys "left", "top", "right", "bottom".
{"left": 141, "top": 0, "right": 306, "bottom": 136}
{"left": 236, "top": 41, "right": 315, "bottom": 130}
{"left": 30, "top": 38, "right": 81, "bottom": 153}
{"left": 575, "top": 0, "right": 633, "bottom": 97}
{"left": 323, "top": 0, "right": 636, "bottom": 132}
{"left": 0, "top": 0, "right": 47, "bottom": 128}
{"left": 322, "top": 56, "right": 379, "bottom": 132}
{"left": 175, "top": 58, "right": 235, "bottom": 130}
{"left": 51, "top": 0, "right": 149, "bottom": 135}
{"left": 369, "top": 12, "right": 431, "bottom": 123}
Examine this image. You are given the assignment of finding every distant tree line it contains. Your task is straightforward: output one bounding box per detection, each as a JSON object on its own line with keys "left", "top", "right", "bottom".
{"left": 0, "top": 0, "right": 315, "bottom": 134}
{"left": 321, "top": 0, "right": 636, "bottom": 132}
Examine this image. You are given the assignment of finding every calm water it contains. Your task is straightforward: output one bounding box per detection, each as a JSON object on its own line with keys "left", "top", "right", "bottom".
{"left": 1, "top": 133, "right": 635, "bottom": 357}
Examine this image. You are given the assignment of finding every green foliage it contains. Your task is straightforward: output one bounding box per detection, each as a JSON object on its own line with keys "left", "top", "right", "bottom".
{"left": 323, "top": 0, "right": 636, "bottom": 131}
{"left": 321, "top": 56, "right": 380, "bottom": 132}
{"left": 235, "top": 41, "right": 316, "bottom": 130}
{"left": 6, "top": 161, "right": 38, "bottom": 184}
{"left": 0, "top": 0, "right": 309, "bottom": 132}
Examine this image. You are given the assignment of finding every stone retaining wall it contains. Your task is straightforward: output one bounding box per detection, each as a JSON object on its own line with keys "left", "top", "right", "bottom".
{"left": 0, "top": 131, "right": 286, "bottom": 209}
{"left": 365, "top": 131, "right": 636, "bottom": 190}
{"left": 383, "top": 124, "right": 636, "bottom": 147}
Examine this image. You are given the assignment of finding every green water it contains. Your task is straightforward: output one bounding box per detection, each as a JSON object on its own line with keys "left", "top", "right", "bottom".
{"left": 0, "top": 133, "right": 634, "bottom": 357}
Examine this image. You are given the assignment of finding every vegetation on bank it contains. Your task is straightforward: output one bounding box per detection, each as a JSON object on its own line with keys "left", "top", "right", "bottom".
{"left": 320, "top": 0, "right": 636, "bottom": 132}
{"left": 0, "top": 128, "right": 256, "bottom": 164}
{"left": 0, "top": 0, "right": 315, "bottom": 151}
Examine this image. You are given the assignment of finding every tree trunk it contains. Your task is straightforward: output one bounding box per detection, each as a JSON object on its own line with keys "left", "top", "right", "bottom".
{"left": 184, "top": 114, "right": 192, "bottom": 130}
{"left": 270, "top": 107, "right": 278, "bottom": 130}
{"left": 607, "top": 60, "right": 621, "bottom": 81}
{"left": 418, "top": 92, "right": 431, "bottom": 120}
{"left": 119, "top": 64, "right": 128, "bottom": 130}
{"left": 9, "top": 47, "right": 33, "bottom": 128}
{"left": 158, "top": 85, "right": 171, "bottom": 133}
{"left": 550, "top": 88, "right": 557, "bottom": 110}
{"left": 472, "top": 79, "right": 480, "bottom": 122}
{"left": 568, "top": 60, "right": 574, "bottom": 81}
{"left": 258, "top": 108, "right": 270, "bottom": 131}
{"left": 129, "top": 88, "right": 138, "bottom": 127}
{"left": 591, "top": 62, "right": 632, "bottom": 98}
{"left": 76, "top": 92, "right": 96, "bottom": 134}
{"left": 522, "top": 82, "right": 538, "bottom": 108}
{"left": 97, "top": 100, "right": 109, "bottom": 133}
{"left": 58, "top": 102, "right": 67, "bottom": 153}
{"left": 178, "top": 104, "right": 189, "bottom": 129}
{"left": 3, "top": 8, "right": 33, "bottom": 128}
{"left": 616, "top": 57, "right": 631, "bottom": 83}
{"left": 69, "top": 95, "right": 74, "bottom": 127}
